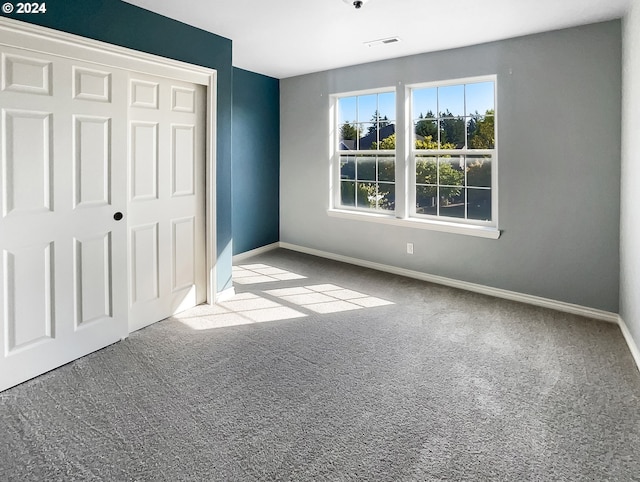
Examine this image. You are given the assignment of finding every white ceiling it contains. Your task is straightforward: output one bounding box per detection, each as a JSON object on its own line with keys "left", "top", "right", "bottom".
{"left": 123, "top": 0, "right": 630, "bottom": 79}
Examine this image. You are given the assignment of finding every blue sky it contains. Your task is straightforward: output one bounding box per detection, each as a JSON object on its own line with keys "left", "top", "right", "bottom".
{"left": 338, "top": 81, "right": 494, "bottom": 125}
{"left": 339, "top": 92, "right": 395, "bottom": 124}
{"left": 412, "top": 81, "right": 494, "bottom": 118}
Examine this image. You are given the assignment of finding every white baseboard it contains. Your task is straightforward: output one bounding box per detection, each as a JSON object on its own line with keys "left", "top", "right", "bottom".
{"left": 279, "top": 242, "right": 620, "bottom": 324}
{"left": 232, "top": 242, "right": 280, "bottom": 263}
{"left": 618, "top": 317, "right": 640, "bottom": 373}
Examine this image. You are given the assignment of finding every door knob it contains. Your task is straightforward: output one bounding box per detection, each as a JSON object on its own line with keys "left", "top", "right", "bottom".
{"left": 113, "top": 212, "right": 123, "bottom": 221}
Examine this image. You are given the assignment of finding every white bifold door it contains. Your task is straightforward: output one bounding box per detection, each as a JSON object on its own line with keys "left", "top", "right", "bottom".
{"left": 0, "top": 44, "right": 206, "bottom": 391}
{"left": 127, "top": 73, "right": 206, "bottom": 332}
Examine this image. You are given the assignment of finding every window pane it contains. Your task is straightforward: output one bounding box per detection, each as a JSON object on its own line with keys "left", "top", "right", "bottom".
{"left": 358, "top": 123, "right": 375, "bottom": 149}
{"left": 336, "top": 91, "right": 396, "bottom": 214}
{"left": 356, "top": 182, "right": 377, "bottom": 209}
{"left": 416, "top": 157, "right": 437, "bottom": 185}
{"left": 341, "top": 181, "right": 355, "bottom": 206}
{"left": 467, "top": 115, "right": 494, "bottom": 149}
{"left": 356, "top": 156, "right": 376, "bottom": 181}
{"left": 439, "top": 157, "right": 464, "bottom": 186}
{"left": 376, "top": 124, "right": 395, "bottom": 150}
{"left": 339, "top": 96, "right": 357, "bottom": 124}
{"left": 340, "top": 156, "right": 355, "bottom": 180}
{"left": 413, "top": 87, "right": 437, "bottom": 119}
{"left": 337, "top": 85, "right": 496, "bottom": 221}
{"left": 378, "top": 92, "right": 396, "bottom": 122}
{"left": 416, "top": 186, "right": 437, "bottom": 215}
{"left": 439, "top": 188, "right": 465, "bottom": 219}
{"left": 358, "top": 94, "right": 377, "bottom": 123}
{"left": 339, "top": 124, "right": 358, "bottom": 150}
{"left": 466, "top": 82, "right": 494, "bottom": 115}
{"left": 409, "top": 81, "right": 496, "bottom": 223}
{"left": 466, "top": 117, "right": 476, "bottom": 149}
{"left": 415, "top": 119, "right": 438, "bottom": 148}
{"left": 439, "top": 118, "right": 465, "bottom": 149}
{"left": 468, "top": 188, "right": 491, "bottom": 221}
{"left": 379, "top": 156, "right": 395, "bottom": 182}
{"left": 378, "top": 182, "right": 395, "bottom": 211}
{"left": 438, "top": 84, "right": 464, "bottom": 117}
{"left": 466, "top": 156, "right": 491, "bottom": 188}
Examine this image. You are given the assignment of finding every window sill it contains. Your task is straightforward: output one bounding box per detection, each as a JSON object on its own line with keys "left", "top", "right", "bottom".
{"left": 327, "top": 209, "right": 501, "bottom": 239}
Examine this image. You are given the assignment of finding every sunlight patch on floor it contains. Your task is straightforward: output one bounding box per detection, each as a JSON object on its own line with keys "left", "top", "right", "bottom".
{"left": 265, "top": 283, "right": 393, "bottom": 314}
{"left": 233, "top": 264, "right": 306, "bottom": 284}
{"left": 174, "top": 293, "right": 307, "bottom": 330}
{"left": 175, "top": 265, "right": 394, "bottom": 330}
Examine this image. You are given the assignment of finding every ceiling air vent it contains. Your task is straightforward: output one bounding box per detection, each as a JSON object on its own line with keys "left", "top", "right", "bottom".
{"left": 364, "top": 37, "right": 401, "bottom": 48}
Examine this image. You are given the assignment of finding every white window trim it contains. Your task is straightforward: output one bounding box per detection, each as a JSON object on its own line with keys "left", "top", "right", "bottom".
{"left": 407, "top": 75, "right": 498, "bottom": 230}
{"left": 327, "top": 209, "right": 500, "bottom": 239}
{"left": 330, "top": 88, "right": 397, "bottom": 212}
{"left": 328, "top": 75, "right": 500, "bottom": 239}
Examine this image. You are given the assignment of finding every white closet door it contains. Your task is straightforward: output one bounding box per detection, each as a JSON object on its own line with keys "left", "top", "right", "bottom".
{"left": 0, "top": 47, "right": 128, "bottom": 391}
{"left": 127, "top": 73, "right": 206, "bottom": 332}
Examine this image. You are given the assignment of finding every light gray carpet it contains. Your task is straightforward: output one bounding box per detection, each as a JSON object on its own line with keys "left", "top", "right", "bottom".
{"left": 1, "top": 248, "right": 639, "bottom": 481}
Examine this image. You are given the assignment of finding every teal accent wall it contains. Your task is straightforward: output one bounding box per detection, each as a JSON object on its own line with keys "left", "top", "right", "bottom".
{"left": 232, "top": 68, "right": 280, "bottom": 255}
{"left": 2, "top": 0, "right": 235, "bottom": 292}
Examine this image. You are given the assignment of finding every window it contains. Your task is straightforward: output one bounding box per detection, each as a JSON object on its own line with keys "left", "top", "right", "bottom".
{"left": 330, "top": 77, "right": 498, "bottom": 238}
{"left": 336, "top": 90, "right": 396, "bottom": 212}
{"left": 411, "top": 78, "right": 496, "bottom": 224}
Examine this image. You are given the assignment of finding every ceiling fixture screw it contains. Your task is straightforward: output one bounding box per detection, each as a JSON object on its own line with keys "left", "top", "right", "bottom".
{"left": 343, "top": 0, "right": 369, "bottom": 9}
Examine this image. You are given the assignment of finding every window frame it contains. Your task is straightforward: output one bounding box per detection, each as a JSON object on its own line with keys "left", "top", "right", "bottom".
{"left": 328, "top": 76, "right": 500, "bottom": 239}
{"left": 331, "top": 87, "right": 397, "bottom": 215}
{"left": 408, "top": 75, "right": 498, "bottom": 229}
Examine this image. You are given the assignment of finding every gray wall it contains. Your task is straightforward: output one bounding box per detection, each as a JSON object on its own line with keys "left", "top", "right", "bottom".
{"left": 280, "top": 21, "right": 621, "bottom": 313}
{"left": 621, "top": 7, "right": 640, "bottom": 345}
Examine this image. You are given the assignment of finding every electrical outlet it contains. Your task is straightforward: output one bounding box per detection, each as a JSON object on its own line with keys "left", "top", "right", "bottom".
{"left": 406, "top": 242, "right": 414, "bottom": 254}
